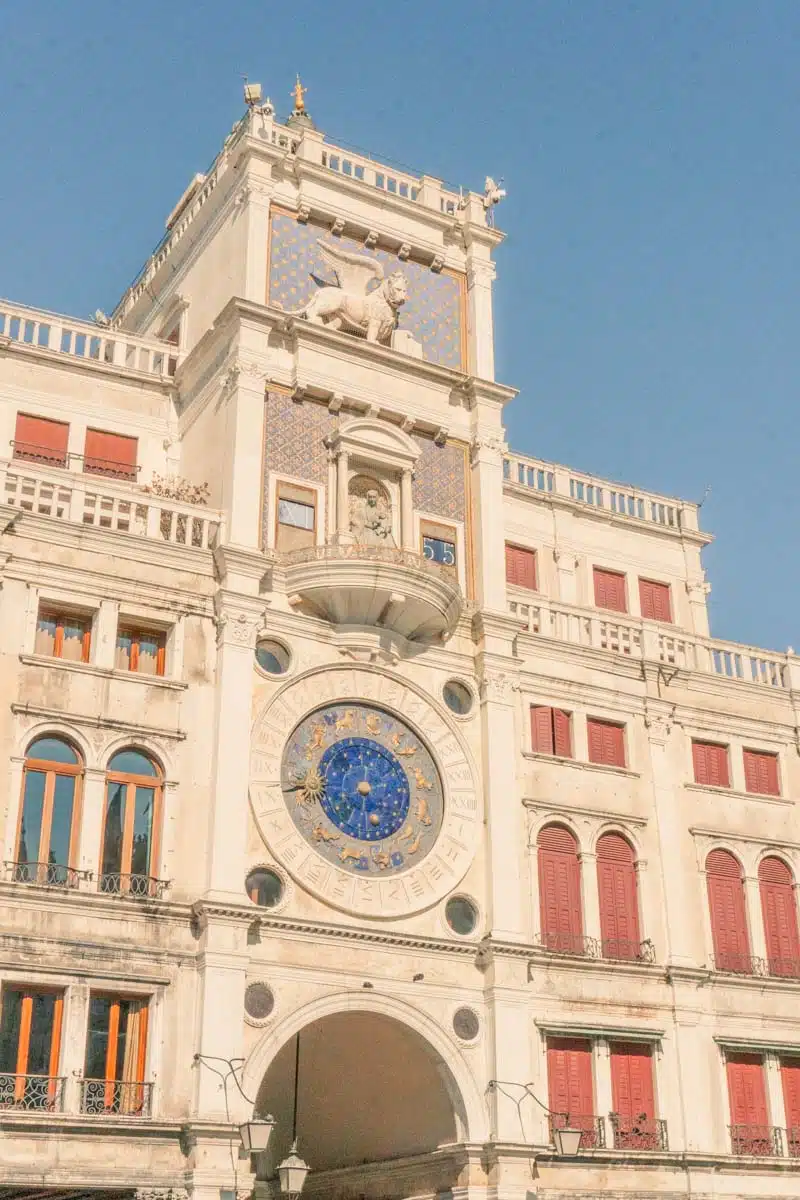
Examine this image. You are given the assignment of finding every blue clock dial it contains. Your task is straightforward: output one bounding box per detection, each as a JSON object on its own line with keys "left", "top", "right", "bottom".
{"left": 319, "top": 736, "right": 410, "bottom": 841}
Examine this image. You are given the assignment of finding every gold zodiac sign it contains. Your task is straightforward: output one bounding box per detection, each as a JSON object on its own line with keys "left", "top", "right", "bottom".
{"left": 306, "top": 723, "right": 326, "bottom": 757}
{"left": 365, "top": 713, "right": 381, "bottom": 736}
{"left": 412, "top": 767, "right": 433, "bottom": 790}
{"left": 292, "top": 767, "right": 324, "bottom": 806}
{"left": 339, "top": 845, "right": 362, "bottom": 864}
{"left": 371, "top": 849, "right": 391, "bottom": 870}
{"left": 406, "top": 829, "right": 423, "bottom": 855}
{"left": 312, "top": 823, "right": 340, "bottom": 844}
{"left": 335, "top": 710, "right": 355, "bottom": 732}
{"left": 398, "top": 824, "right": 415, "bottom": 843}
{"left": 391, "top": 732, "right": 417, "bottom": 756}
{"left": 415, "top": 795, "right": 432, "bottom": 826}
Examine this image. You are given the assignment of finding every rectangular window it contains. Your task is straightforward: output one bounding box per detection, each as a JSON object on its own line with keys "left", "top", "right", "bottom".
{"left": 83, "top": 995, "right": 149, "bottom": 1115}
{"left": 639, "top": 578, "right": 672, "bottom": 623}
{"left": 531, "top": 706, "right": 573, "bottom": 757}
{"left": 587, "top": 718, "right": 626, "bottom": 767}
{"left": 34, "top": 608, "right": 91, "bottom": 663}
{"left": 83, "top": 429, "right": 138, "bottom": 481}
{"left": 609, "top": 1042, "right": 658, "bottom": 1148}
{"left": 421, "top": 520, "right": 457, "bottom": 572}
{"left": 692, "top": 740, "right": 730, "bottom": 788}
{"left": 505, "top": 544, "right": 537, "bottom": 590}
{"left": 275, "top": 482, "right": 316, "bottom": 553}
{"left": 743, "top": 749, "right": 780, "bottom": 796}
{"left": 727, "top": 1053, "right": 771, "bottom": 1155}
{"left": 593, "top": 567, "right": 627, "bottom": 613}
{"left": 0, "top": 986, "right": 63, "bottom": 1108}
{"left": 547, "top": 1037, "right": 598, "bottom": 1147}
{"left": 781, "top": 1058, "right": 800, "bottom": 1155}
{"left": 13, "top": 413, "right": 69, "bottom": 468}
{"left": 115, "top": 627, "right": 166, "bottom": 677}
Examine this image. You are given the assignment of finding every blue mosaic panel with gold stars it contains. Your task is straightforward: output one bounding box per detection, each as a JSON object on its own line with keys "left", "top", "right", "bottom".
{"left": 268, "top": 212, "right": 464, "bottom": 370}
{"left": 281, "top": 704, "right": 443, "bottom": 876}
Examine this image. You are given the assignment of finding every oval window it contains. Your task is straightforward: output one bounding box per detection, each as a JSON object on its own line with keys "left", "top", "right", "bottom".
{"left": 255, "top": 640, "right": 290, "bottom": 676}
{"left": 443, "top": 680, "right": 473, "bottom": 715}
{"left": 246, "top": 867, "right": 284, "bottom": 908}
{"left": 445, "top": 895, "right": 479, "bottom": 936}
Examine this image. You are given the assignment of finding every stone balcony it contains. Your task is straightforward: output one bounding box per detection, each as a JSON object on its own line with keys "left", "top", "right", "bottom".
{"left": 282, "top": 543, "right": 463, "bottom": 641}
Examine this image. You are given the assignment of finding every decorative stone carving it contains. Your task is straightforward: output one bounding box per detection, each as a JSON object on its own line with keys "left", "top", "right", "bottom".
{"left": 294, "top": 240, "right": 409, "bottom": 345}
{"left": 330, "top": 217, "right": 346, "bottom": 236}
{"left": 430, "top": 253, "right": 445, "bottom": 273}
{"left": 470, "top": 434, "right": 507, "bottom": 465}
{"left": 364, "top": 230, "right": 379, "bottom": 248}
{"left": 478, "top": 670, "right": 517, "bottom": 704}
{"left": 349, "top": 476, "right": 395, "bottom": 547}
{"left": 434, "top": 427, "right": 449, "bottom": 448}
{"left": 215, "top": 608, "right": 263, "bottom": 650}
{"left": 296, "top": 203, "right": 311, "bottom": 223}
{"left": 644, "top": 702, "right": 676, "bottom": 744}
{"left": 135, "top": 1190, "right": 188, "bottom": 1200}
{"left": 397, "top": 242, "right": 411, "bottom": 261}
{"left": 144, "top": 474, "right": 210, "bottom": 505}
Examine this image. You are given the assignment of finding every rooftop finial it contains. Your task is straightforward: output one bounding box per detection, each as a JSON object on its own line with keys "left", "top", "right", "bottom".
{"left": 292, "top": 74, "right": 307, "bottom": 115}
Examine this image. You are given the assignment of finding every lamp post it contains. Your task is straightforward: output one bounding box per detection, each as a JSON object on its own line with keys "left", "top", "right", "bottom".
{"left": 486, "top": 1080, "right": 586, "bottom": 1156}
{"left": 276, "top": 1033, "right": 310, "bottom": 1199}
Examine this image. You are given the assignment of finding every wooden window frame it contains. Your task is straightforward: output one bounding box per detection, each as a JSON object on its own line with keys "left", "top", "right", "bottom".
{"left": 743, "top": 748, "right": 780, "bottom": 797}
{"left": 692, "top": 740, "right": 731, "bottom": 788}
{"left": 16, "top": 745, "right": 83, "bottom": 877}
{"left": 86, "top": 994, "right": 149, "bottom": 1109}
{"left": 36, "top": 607, "right": 92, "bottom": 663}
{"left": 638, "top": 577, "right": 673, "bottom": 624}
{"left": 587, "top": 718, "right": 627, "bottom": 768}
{"left": 593, "top": 566, "right": 628, "bottom": 614}
{"left": 1, "top": 986, "right": 63, "bottom": 1101}
{"left": 530, "top": 705, "right": 573, "bottom": 758}
{"left": 116, "top": 627, "right": 167, "bottom": 677}
{"left": 99, "top": 759, "right": 163, "bottom": 888}
{"left": 505, "top": 543, "right": 538, "bottom": 591}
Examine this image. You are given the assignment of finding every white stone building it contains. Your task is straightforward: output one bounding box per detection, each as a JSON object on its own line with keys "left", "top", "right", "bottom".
{"left": 0, "top": 85, "right": 799, "bottom": 1200}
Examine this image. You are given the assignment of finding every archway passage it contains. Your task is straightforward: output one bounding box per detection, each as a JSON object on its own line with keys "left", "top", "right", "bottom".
{"left": 255, "top": 1011, "right": 463, "bottom": 1181}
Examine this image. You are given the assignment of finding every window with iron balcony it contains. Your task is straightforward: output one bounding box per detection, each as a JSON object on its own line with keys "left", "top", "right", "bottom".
{"left": 12, "top": 412, "right": 69, "bottom": 468}
{"left": 0, "top": 985, "right": 65, "bottom": 1112}
{"left": 82, "top": 428, "right": 138, "bottom": 482}
{"left": 609, "top": 1042, "right": 666, "bottom": 1150}
{"left": 547, "top": 1037, "right": 604, "bottom": 1149}
{"left": 706, "top": 849, "right": 754, "bottom": 974}
{"left": 596, "top": 833, "right": 645, "bottom": 962}
{"left": 13, "top": 736, "right": 84, "bottom": 889}
{"left": 537, "top": 823, "right": 586, "bottom": 956}
{"left": 81, "top": 994, "right": 151, "bottom": 1116}
{"left": 759, "top": 856, "right": 800, "bottom": 979}
{"left": 726, "top": 1053, "right": 780, "bottom": 1156}
{"left": 99, "top": 749, "right": 163, "bottom": 898}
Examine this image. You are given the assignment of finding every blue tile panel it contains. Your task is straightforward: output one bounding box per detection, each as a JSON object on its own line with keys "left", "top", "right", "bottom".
{"left": 412, "top": 434, "right": 467, "bottom": 523}
{"left": 262, "top": 391, "right": 334, "bottom": 548}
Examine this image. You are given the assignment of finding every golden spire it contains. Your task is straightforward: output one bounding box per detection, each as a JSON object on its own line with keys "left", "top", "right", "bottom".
{"left": 292, "top": 74, "right": 307, "bottom": 114}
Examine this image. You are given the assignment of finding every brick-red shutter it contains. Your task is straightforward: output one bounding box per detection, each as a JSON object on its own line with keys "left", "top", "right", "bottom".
{"left": 553, "top": 708, "right": 572, "bottom": 758}
{"left": 84, "top": 429, "right": 138, "bottom": 479}
{"left": 531, "top": 706, "right": 555, "bottom": 755}
{"left": 692, "top": 741, "right": 730, "bottom": 788}
{"left": 759, "top": 856, "right": 800, "bottom": 976}
{"left": 726, "top": 1053, "right": 769, "bottom": 1127}
{"left": 743, "top": 750, "right": 780, "bottom": 796}
{"left": 593, "top": 568, "right": 627, "bottom": 613}
{"left": 547, "top": 1038, "right": 594, "bottom": 1118}
{"left": 597, "top": 833, "right": 640, "bottom": 958}
{"left": 587, "top": 719, "right": 625, "bottom": 767}
{"left": 505, "top": 544, "right": 537, "bottom": 590}
{"left": 781, "top": 1058, "right": 800, "bottom": 1137}
{"left": 639, "top": 579, "right": 672, "bottom": 623}
{"left": 610, "top": 1043, "right": 655, "bottom": 1121}
{"left": 707, "top": 850, "right": 750, "bottom": 971}
{"left": 538, "top": 825, "right": 583, "bottom": 949}
{"left": 14, "top": 413, "right": 69, "bottom": 465}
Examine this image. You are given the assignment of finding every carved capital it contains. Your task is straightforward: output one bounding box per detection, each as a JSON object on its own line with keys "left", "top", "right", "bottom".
{"left": 686, "top": 578, "right": 712, "bottom": 599}
{"left": 553, "top": 548, "right": 580, "bottom": 570}
{"left": 479, "top": 670, "right": 518, "bottom": 704}
{"left": 470, "top": 433, "right": 507, "bottom": 466}
{"left": 214, "top": 598, "right": 265, "bottom": 650}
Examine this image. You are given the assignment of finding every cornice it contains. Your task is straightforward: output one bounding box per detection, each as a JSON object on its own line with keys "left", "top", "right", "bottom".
{"left": 4, "top": 551, "right": 215, "bottom": 610}
{"left": 523, "top": 797, "right": 648, "bottom": 827}
{"left": 19, "top": 654, "right": 190, "bottom": 692}
{"left": 10, "top": 701, "right": 186, "bottom": 741}
{"left": 533, "top": 1017, "right": 665, "bottom": 1040}
{"left": 0, "top": 332, "right": 175, "bottom": 393}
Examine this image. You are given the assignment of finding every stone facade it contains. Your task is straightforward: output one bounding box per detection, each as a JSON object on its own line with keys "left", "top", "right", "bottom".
{"left": 0, "top": 100, "right": 798, "bottom": 1200}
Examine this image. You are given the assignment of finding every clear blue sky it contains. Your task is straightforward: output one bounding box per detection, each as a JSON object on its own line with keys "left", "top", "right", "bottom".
{"left": 2, "top": 2, "right": 797, "bottom": 650}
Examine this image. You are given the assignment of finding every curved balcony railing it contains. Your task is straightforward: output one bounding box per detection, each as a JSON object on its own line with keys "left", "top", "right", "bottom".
{"left": 80, "top": 1078, "right": 152, "bottom": 1116}
{"left": 0, "top": 1073, "right": 65, "bottom": 1111}
{"left": 97, "top": 872, "right": 169, "bottom": 899}
{"left": 4, "top": 860, "right": 88, "bottom": 888}
{"left": 729, "top": 1124, "right": 783, "bottom": 1157}
{"left": 609, "top": 1114, "right": 668, "bottom": 1151}
{"left": 711, "top": 952, "right": 768, "bottom": 977}
{"left": 534, "top": 931, "right": 656, "bottom": 964}
{"left": 280, "top": 542, "right": 460, "bottom": 585}
{"left": 548, "top": 1111, "right": 606, "bottom": 1149}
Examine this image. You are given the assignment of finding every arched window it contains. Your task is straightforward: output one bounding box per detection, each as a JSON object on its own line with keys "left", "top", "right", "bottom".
{"left": 759, "top": 856, "right": 800, "bottom": 978}
{"left": 538, "top": 824, "right": 583, "bottom": 954}
{"left": 706, "top": 849, "right": 751, "bottom": 974}
{"left": 100, "top": 750, "right": 162, "bottom": 897}
{"left": 597, "top": 832, "right": 641, "bottom": 961}
{"left": 16, "top": 736, "right": 82, "bottom": 886}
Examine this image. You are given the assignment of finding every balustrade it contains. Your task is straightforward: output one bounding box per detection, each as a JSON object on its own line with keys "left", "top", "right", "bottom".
{"left": 0, "top": 1073, "right": 65, "bottom": 1111}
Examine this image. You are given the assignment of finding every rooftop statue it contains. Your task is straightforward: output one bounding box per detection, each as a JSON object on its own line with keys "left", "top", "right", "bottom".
{"left": 296, "top": 240, "right": 409, "bottom": 345}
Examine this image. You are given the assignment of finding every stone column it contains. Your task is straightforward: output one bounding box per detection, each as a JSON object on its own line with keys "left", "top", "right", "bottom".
{"left": 470, "top": 433, "right": 507, "bottom": 612}
{"left": 220, "top": 366, "right": 268, "bottom": 549}
{"left": 400, "top": 468, "right": 414, "bottom": 550}
{"left": 336, "top": 449, "right": 350, "bottom": 541}
{"left": 594, "top": 1039, "right": 614, "bottom": 1134}
{"left": 744, "top": 874, "right": 768, "bottom": 962}
{"left": 462, "top": 223, "right": 496, "bottom": 381}
{"left": 94, "top": 599, "right": 118, "bottom": 670}
{"left": 765, "top": 1051, "right": 787, "bottom": 1135}
{"left": 78, "top": 767, "right": 107, "bottom": 882}
{"left": 686, "top": 578, "right": 711, "bottom": 637}
{"left": 579, "top": 851, "right": 601, "bottom": 946}
{"left": 61, "top": 979, "right": 90, "bottom": 1113}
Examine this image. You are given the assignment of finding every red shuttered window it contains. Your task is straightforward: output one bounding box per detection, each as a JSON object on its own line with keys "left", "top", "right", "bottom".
{"left": 505, "top": 544, "right": 537, "bottom": 590}
{"left": 743, "top": 749, "right": 780, "bottom": 796}
{"left": 547, "top": 1038, "right": 598, "bottom": 1146}
{"left": 639, "top": 578, "right": 672, "bottom": 623}
{"left": 530, "top": 706, "right": 572, "bottom": 758}
{"left": 13, "top": 413, "right": 69, "bottom": 467}
{"left": 726, "top": 1054, "right": 770, "bottom": 1155}
{"left": 83, "top": 430, "right": 138, "bottom": 481}
{"left": 781, "top": 1058, "right": 800, "bottom": 1154}
{"left": 759, "top": 857, "right": 800, "bottom": 978}
{"left": 707, "top": 850, "right": 751, "bottom": 973}
{"left": 593, "top": 567, "right": 627, "bottom": 613}
{"left": 597, "top": 833, "right": 641, "bottom": 961}
{"left": 610, "top": 1043, "right": 658, "bottom": 1148}
{"left": 692, "top": 740, "right": 730, "bottom": 788}
{"left": 587, "top": 718, "right": 626, "bottom": 768}
{"left": 538, "top": 824, "right": 583, "bottom": 955}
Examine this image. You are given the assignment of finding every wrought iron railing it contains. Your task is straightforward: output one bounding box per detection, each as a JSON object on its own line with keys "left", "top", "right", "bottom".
{"left": 601, "top": 937, "right": 656, "bottom": 964}
{"left": 729, "top": 1124, "right": 783, "bottom": 1156}
{"left": 80, "top": 1078, "right": 153, "bottom": 1116}
{"left": 548, "top": 1111, "right": 606, "bottom": 1149}
{"left": 765, "top": 957, "right": 800, "bottom": 980}
{"left": 4, "top": 860, "right": 87, "bottom": 888}
{"left": 11, "top": 440, "right": 68, "bottom": 468}
{"left": 97, "top": 872, "right": 169, "bottom": 899}
{"left": 609, "top": 1114, "right": 668, "bottom": 1151}
{"left": 535, "top": 932, "right": 656, "bottom": 964}
{"left": 711, "top": 952, "right": 768, "bottom": 977}
{"left": 785, "top": 1126, "right": 800, "bottom": 1157}
{"left": 0, "top": 1073, "right": 65, "bottom": 1111}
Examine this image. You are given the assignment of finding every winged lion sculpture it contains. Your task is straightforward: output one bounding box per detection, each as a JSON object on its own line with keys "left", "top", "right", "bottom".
{"left": 295, "top": 240, "right": 409, "bottom": 344}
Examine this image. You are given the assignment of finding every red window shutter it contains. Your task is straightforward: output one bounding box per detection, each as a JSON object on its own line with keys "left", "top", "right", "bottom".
{"left": 726, "top": 1054, "right": 769, "bottom": 1127}
{"left": 593, "top": 568, "right": 627, "bottom": 613}
{"left": 538, "top": 825, "right": 583, "bottom": 948}
{"left": 759, "top": 857, "right": 800, "bottom": 976}
{"left": 553, "top": 708, "right": 572, "bottom": 758}
{"left": 639, "top": 579, "right": 672, "bottom": 623}
{"left": 707, "top": 850, "right": 750, "bottom": 970}
{"left": 781, "top": 1058, "right": 800, "bottom": 1134}
{"left": 587, "top": 719, "right": 625, "bottom": 767}
{"left": 14, "top": 413, "right": 69, "bottom": 465}
{"left": 531, "top": 706, "right": 555, "bottom": 755}
{"left": 84, "top": 429, "right": 138, "bottom": 480}
{"left": 610, "top": 1043, "right": 655, "bottom": 1121}
{"left": 505, "top": 544, "right": 537, "bottom": 590}
{"left": 692, "top": 741, "right": 730, "bottom": 788}
{"left": 743, "top": 750, "right": 780, "bottom": 796}
{"left": 597, "top": 833, "right": 640, "bottom": 958}
{"left": 547, "top": 1038, "right": 594, "bottom": 1119}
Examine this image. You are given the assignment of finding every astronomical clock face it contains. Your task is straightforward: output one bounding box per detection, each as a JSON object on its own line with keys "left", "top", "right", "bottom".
{"left": 281, "top": 704, "right": 444, "bottom": 875}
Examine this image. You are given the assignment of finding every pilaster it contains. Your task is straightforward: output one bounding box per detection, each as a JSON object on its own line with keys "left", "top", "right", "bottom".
{"left": 470, "top": 433, "right": 508, "bottom": 613}
{"left": 219, "top": 363, "right": 269, "bottom": 549}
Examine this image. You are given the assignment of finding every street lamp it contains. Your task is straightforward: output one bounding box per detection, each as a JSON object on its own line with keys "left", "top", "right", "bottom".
{"left": 277, "top": 1033, "right": 310, "bottom": 1198}
{"left": 486, "top": 1080, "right": 585, "bottom": 1156}
{"left": 551, "top": 1124, "right": 583, "bottom": 1156}
{"left": 239, "top": 1116, "right": 276, "bottom": 1155}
